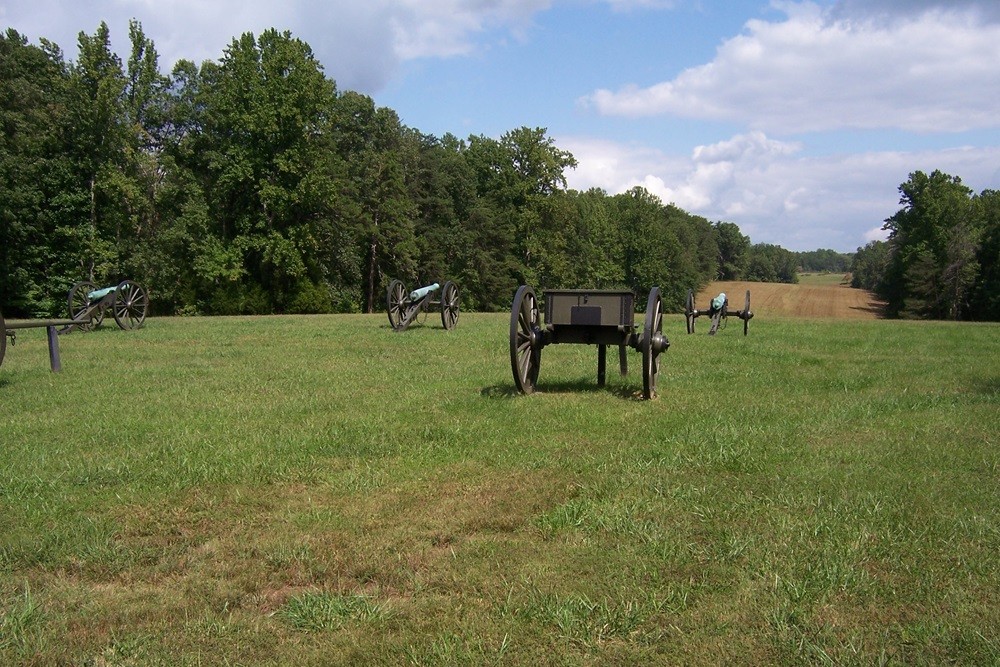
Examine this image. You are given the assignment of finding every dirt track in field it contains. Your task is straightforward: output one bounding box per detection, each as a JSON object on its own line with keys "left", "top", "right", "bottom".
{"left": 695, "top": 277, "right": 886, "bottom": 320}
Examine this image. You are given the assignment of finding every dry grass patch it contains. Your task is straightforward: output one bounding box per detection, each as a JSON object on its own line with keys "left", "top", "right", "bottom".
{"left": 695, "top": 280, "right": 885, "bottom": 320}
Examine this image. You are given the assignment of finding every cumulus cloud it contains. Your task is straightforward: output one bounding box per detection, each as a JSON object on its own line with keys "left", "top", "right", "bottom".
{"left": 1, "top": 0, "right": 552, "bottom": 92}
{"left": 581, "top": 1, "right": 1000, "bottom": 133}
{"left": 561, "top": 133, "right": 1000, "bottom": 251}
{"left": 388, "top": 0, "right": 551, "bottom": 60}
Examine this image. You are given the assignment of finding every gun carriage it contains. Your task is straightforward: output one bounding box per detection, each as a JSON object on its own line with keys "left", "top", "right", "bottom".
{"left": 1, "top": 280, "right": 148, "bottom": 372}
{"left": 68, "top": 280, "right": 149, "bottom": 332}
{"left": 386, "top": 280, "right": 460, "bottom": 332}
{"left": 509, "top": 286, "right": 669, "bottom": 400}
{"left": 684, "top": 289, "right": 753, "bottom": 336}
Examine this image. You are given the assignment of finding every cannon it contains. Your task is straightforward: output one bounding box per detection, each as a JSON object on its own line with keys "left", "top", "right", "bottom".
{"left": 684, "top": 289, "right": 753, "bottom": 336}
{"left": 68, "top": 279, "right": 149, "bottom": 332}
{"left": 386, "top": 280, "right": 460, "bottom": 331}
{"left": 509, "top": 286, "right": 669, "bottom": 399}
{"left": 1, "top": 280, "right": 148, "bottom": 372}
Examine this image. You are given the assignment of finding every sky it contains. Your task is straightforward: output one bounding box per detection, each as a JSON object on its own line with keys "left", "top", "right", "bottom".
{"left": 3, "top": 0, "right": 999, "bottom": 252}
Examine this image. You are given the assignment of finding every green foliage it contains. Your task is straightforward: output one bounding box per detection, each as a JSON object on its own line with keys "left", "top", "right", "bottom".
{"left": 714, "top": 221, "right": 750, "bottom": 280}
{"left": 879, "top": 170, "right": 986, "bottom": 319}
{"left": 746, "top": 243, "right": 798, "bottom": 284}
{"left": 794, "top": 248, "right": 852, "bottom": 273}
{"left": 0, "top": 30, "right": 84, "bottom": 316}
{"left": 972, "top": 190, "right": 1000, "bottom": 320}
{"left": 2, "top": 23, "right": 814, "bottom": 320}
{"left": 850, "top": 240, "right": 889, "bottom": 291}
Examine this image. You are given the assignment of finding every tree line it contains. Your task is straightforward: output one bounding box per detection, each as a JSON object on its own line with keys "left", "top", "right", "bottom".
{"left": 850, "top": 170, "right": 1000, "bottom": 320}
{"left": 2, "top": 22, "right": 803, "bottom": 319}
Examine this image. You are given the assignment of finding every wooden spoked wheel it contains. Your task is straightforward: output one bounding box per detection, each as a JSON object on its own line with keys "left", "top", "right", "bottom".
{"left": 743, "top": 290, "right": 751, "bottom": 336}
{"left": 386, "top": 280, "right": 406, "bottom": 331}
{"left": 440, "top": 281, "right": 460, "bottom": 330}
{"left": 685, "top": 289, "right": 695, "bottom": 334}
{"left": 68, "top": 281, "right": 101, "bottom": 331}
{"left": 112, "top": 280, "right": 148, "bottom": 330}
{"left": 642, "top": 287, "right": 665, "bottom": 400}
{"left": 509, "top": 285, "right": 541, "bottom": 395}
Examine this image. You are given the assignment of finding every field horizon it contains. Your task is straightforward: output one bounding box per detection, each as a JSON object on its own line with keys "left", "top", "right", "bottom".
{"left": 2, "top": 281, "right": 997, "bottom": 665}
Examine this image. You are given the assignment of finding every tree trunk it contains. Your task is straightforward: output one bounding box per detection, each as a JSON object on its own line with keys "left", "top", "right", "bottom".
{"left": 366, "top": 235, "right": 377, "bottom": 314}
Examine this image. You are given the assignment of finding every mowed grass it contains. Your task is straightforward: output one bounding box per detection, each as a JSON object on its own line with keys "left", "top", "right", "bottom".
{"left": 1, "top": 308, "right": 998, "bottom": 665}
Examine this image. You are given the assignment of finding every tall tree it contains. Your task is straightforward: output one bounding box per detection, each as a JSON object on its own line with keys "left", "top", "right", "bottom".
{"left": 330, "top": 91, "right": 418, "bottom": 313}
{"left": 882, "top": 170, "right": 977, "bottom": 318}
{"left": 67, "top": 22, "right": 132, "bottom": 282}
{"left": 970, "top": 189, "right": 1000, "bottom": 320}
{"left": 745, "top": 243, "right": 798, "bottom": 283}
{"left": 713, "top": 221, "right": 750, "bottom": 280}
{"left": 179, "top": 29, "right": 342, "bottom": 313}
{"left": 0, "top": 30, "right": 81, "bottom": 316}
{"left": 850, "top": 240, "right": 889, "bottom": 292}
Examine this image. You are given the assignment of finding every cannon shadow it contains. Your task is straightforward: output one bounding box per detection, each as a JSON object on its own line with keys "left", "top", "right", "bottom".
{"left": 481, "top": 378, "right": 642, "bottom": 401}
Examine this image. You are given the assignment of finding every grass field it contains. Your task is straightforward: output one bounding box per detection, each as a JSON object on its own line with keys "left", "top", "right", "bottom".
{"left": 695, "top": 275, "right": 884, "bottom": 321}
{"left": 1, "top": 288, "right": 998, "bottom": 665}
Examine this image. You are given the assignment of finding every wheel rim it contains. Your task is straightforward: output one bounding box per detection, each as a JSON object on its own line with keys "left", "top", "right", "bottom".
{"left": 113, "top": 280, "right": 148, "bottom": 330}
{"left": 386, "top": 280, "right": 406, "bottom": 330}
{"left": 68, "top": 281, "right": 98, "bottom": 332}
{"left": 685, "top": 289, "right": 695, "bottom": 334}
{"left": 642, "top": 287, "right": 664, "bottom": 400}
{"left": 744, "top": 290, "right": 751, "bottom": 336}
{"left": 509, "top": 285, "right": 541, "bottom": 394}
{"left": 440, "top": 281, "right": 459, "bottom": 330}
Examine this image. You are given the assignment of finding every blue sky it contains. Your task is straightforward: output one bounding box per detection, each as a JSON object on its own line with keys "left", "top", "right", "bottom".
{"left": 3, "top": 0, "right": 999, "bottom": 252}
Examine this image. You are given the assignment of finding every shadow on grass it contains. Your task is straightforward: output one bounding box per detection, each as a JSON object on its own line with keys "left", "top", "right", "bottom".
{"left": 0, "top": 374, "right": 12, "bottom": 388}
{"left": 850, "top": 301, "right": 888, "bottom": 318}
{"left": 972, "top": 377, "right": 1000, "bottom": 397}
{"left": 481, "top": 379, "right": 641, "bottom": 401}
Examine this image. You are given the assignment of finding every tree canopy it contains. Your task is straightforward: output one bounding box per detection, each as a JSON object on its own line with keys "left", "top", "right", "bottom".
{"left": 855, "top": 170, "right": 999, "bottom": 320}
{"left": 2, "top": 23, "right": 807, "bottom": 319}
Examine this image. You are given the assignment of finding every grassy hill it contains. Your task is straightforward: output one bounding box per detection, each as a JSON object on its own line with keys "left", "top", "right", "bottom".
{"left": 1, "top": 293, "right": 997, "bottom": 665}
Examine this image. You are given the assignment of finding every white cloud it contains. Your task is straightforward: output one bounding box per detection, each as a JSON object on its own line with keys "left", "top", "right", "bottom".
{"left": 561, "top": 133, "right": 1000, "bottom": 251}
{"left": 863, "top": 226, "right": 888, "bottom": 243}
{"left": 581, "top": 1, "right": 1000, "bottom": 133}
{"left": 388, "top": 0, "right": 551, "bottom": 60}
{"left": 2, "top": 0, "right": 552, "bottom": 91}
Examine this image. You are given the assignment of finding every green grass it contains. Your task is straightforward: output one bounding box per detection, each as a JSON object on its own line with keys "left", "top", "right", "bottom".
{"left": 1, "top": 311, "right": 998, "bottom": 665}
{"left": 797, "top": 272, "right": 851, "bottom": 286}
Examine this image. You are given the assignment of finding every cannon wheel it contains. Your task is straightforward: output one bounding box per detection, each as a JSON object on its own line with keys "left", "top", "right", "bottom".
{"left": 510, "top": 285, "right": 541, "bottom": 395}
{"left": 642, "top": 287, "right": 663, "bottom": 400}
{"left": 440, "top": 281, "right": 460, "bottom": 330}
{"left": 112, "top": 280, "right": 148, "bottom": 330}
{"left": 685, "top": 289, "right": 695, "bottom": 334}
{"left": 68, "top": 280, "right": 101, "bottom": 331}
{"left": 387, "top": 280, "right": 406, "bottom": 331}
{"left": 0, "top": 311, "right": 6, "bottom": 369}
{"left": 743, "top": 290, "right": 751, "bottom": 336}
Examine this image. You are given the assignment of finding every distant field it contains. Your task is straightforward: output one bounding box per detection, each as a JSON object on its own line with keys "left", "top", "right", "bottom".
{"left": 696, "top": 276, "right": 884, "bottom": 320}
{"left": 1, "top": 291, "right": 997, "bottom": 665}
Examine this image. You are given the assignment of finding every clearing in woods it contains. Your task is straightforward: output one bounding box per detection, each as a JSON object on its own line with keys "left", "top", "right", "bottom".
{"left": 695, "top": 274, "right": 884, "bottom": 320}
